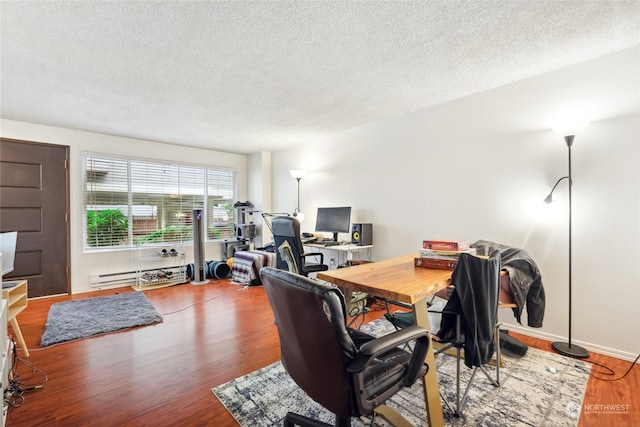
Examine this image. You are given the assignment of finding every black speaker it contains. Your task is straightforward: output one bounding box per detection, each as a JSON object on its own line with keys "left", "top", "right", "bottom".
{"left": 351, "top": 223, "right": 372, "bottom": 246}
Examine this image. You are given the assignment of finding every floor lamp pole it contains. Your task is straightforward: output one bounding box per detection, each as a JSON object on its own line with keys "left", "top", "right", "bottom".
{"left": 296, "top": 178, "right": 301, "bottom": 212}
{"left": 290, "top": 170, "right": 305, "bottom": 221}
{"left": 551, "top": 135, "right": 589, "bottom": 359}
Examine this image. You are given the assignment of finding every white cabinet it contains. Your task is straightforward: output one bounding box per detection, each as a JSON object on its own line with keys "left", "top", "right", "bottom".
{"left": 133, "top": 245, "right": 187, "bottom": 291}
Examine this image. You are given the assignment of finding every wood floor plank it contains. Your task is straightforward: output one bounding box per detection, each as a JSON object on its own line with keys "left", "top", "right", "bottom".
{"left": 5, "top": 281, "right": 638, "bottom": 426}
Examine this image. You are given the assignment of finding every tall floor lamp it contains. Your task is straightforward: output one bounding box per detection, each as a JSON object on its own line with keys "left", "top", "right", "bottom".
{"left": 545, "top": 116, "right": 590, "bottom": 359}
{"left": 290, "top": 169, "right": 307, "bottom": 222}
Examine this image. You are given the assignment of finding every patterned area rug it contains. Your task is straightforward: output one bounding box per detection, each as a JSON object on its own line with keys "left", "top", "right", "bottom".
{"left": 212, "top": 318, "right": 590, "bottom": 426}
{"left": 40, "top": 292, "right": 162, "bottom": 346}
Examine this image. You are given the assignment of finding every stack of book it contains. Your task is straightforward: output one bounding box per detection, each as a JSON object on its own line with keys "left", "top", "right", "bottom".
{"left": 414, "top": 240, "right": 476, "bottom": 270}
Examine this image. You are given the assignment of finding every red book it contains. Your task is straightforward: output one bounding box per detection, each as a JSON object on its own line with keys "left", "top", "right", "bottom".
{"left": 422, "top": 240, "right": 470, "bottom": 251}
{"left": 414, "top": 257, "right": 458, "bottom": 270}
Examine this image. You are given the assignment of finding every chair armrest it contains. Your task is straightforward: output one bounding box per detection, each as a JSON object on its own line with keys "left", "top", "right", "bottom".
{"left": 347, "top": 326, "right": 430, "bottom": 374}
{"left": 301, "top": 252, "right": 324, "bottom": 264}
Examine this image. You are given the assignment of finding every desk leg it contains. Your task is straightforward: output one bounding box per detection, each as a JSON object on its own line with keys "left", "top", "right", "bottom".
{"left": 413, "top": 300, "right": 444, "bottom": 427}
{"left": 10, "top": 317, "right": 29, "bottom": 357}
{"left": 341, "top": 288, "right": 353, "bottom": 305}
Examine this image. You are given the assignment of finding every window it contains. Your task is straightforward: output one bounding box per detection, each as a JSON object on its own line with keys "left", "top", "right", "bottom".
{"left": 83, "top": 154, "right": 236, "bottom": 250}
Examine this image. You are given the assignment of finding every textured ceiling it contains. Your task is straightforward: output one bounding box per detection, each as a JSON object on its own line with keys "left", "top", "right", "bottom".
{"left": 1, "top": 1, "right": 638, "bottom": 154}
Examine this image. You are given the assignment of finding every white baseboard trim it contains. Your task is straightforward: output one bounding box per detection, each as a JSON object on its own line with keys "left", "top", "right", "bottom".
{"left": 500, "top": 322, "right": 640, "bottom": 363}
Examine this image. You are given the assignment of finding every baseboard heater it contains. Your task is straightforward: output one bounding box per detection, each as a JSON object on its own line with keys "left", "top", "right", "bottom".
{"left": 90, "top": 265, "right": 183, "bottom": 288}
{"left": 90, "top": 270, "right": 138, "bottom": 288}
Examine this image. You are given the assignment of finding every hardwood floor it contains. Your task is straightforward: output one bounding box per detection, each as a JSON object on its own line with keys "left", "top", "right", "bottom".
{"left": 6, "top": 279, "right": 638, "bottom": 426}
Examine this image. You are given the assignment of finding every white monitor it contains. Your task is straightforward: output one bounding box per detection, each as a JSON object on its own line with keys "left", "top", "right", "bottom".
{"left": 0, "top": 232, "right": 18, "bottom": 276}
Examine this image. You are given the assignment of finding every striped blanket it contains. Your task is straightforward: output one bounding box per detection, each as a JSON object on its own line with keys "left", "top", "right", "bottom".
{"left": 231, "top": 250, "right": 276, "bottom": 286}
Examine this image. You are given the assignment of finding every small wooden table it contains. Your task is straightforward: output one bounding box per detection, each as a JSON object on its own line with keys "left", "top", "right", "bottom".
{"left": 318, "top": 253, "right": 450, "bottom": 427}
{"left": 2, "top": 280, "right": 29, "bottom": 357}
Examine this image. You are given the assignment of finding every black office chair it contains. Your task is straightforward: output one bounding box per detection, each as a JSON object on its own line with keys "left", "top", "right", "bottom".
{"left": 277, "top": 239, "right": 369, "bottom": 328}
{"left": 272, "top": 216, "right": 328, "bottom": 276}
{"left": 384, "top": 251, "right": 502, "bottom": 417}
{"left": 259, "top": 267, "right": 431, "bottom": 427}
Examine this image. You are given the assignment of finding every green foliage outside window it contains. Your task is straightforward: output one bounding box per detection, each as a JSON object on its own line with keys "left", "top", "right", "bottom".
{"left": 134, "top": 224, "right": 235, "bottom": 244}
{"left": 222, "top": 202, "right": 234, "bottom": 218}
{"left": 87, "top": 210, "right": 129, "bottom": 247}
{"left": 208, "top": 224, "right": 235, "bottom": 240}
{"left": 135, "top": 226, "right": 193, "bottom": 244}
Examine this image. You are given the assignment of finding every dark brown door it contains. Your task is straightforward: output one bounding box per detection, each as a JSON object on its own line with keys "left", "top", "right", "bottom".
{"left": 0, "top": 138, "right": 69, "bottom": 297}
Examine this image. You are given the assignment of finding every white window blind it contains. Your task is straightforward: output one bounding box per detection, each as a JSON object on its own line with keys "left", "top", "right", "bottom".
{"left": 207, "top": 169, "right": 235, "bottom": 240}
{"left": 83, "top": 154, "right": 236, "bottom": 250}
{"left": 84, "top": 157, "right": 129, "bottom": 248}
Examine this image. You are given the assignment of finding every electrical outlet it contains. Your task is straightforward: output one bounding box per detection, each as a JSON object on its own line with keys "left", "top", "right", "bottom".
{"left": 330, "top": 257, "right": 335, "bottom": 265}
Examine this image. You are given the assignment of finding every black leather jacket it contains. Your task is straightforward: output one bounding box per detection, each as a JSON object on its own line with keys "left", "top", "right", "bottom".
{"left": 444, "top": 251, "right": 502, "bottom": 368}
{"left": 471, "top": 240, "right": 545, "bottom": 328}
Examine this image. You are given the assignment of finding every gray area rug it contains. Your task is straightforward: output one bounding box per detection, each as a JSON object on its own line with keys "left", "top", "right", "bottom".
{"left": 40, "top": 292, "right": 162, "bottom": 346}
{"left": 213, "top": 318, "right": 590, "bottom": 426}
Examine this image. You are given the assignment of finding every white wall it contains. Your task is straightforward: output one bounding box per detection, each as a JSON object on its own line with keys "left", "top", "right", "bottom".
{"left": 0, "top": 120, "right": 248, "bottom": 294}
{"left": 247, "top": 151, "right": 272, "bottom": 248}
{"left": 271, "top": 47, "right": 640, "bottom": 360}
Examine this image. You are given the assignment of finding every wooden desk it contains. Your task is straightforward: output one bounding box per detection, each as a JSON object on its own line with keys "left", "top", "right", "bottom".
{"left": 318, "top": 253, "right": 449, "bottom": 427}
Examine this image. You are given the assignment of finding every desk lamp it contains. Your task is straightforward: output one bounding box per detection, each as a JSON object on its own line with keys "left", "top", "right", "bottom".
{"left": 261, "top": 212, "right": 291, "bottom": 235}
{"left": 545, "top": 111, "right": 590, "bottom": 359}
{"left": 290, "top": 169, "right": 307, "bottom": 222}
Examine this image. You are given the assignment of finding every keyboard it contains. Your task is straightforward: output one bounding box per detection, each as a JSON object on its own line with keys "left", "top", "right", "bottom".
{"left": 323, "top": 241, "right": 341, "bottom": 246}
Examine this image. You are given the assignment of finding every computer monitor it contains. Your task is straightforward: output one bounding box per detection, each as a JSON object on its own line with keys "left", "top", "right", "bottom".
{"left": 315, "top": 207, "right": 351, "bottom": 242}
{"left": 1, "top": 231, "right": 18, "bottom": 277}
